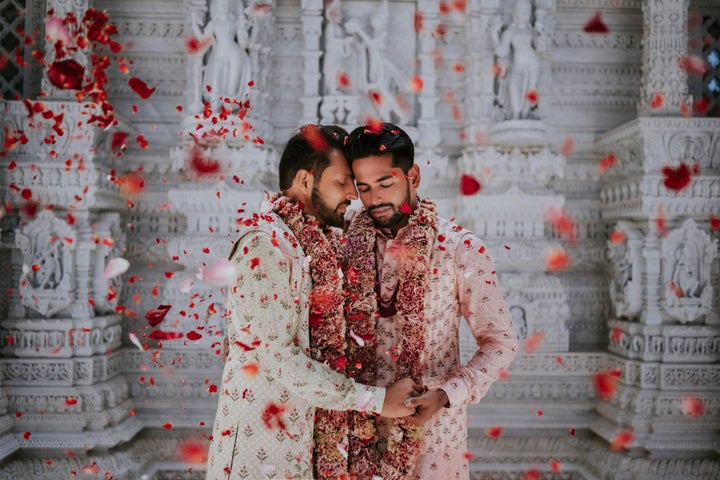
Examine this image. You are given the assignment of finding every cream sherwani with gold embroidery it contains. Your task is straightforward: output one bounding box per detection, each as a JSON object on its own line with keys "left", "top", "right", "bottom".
{"left": 205, "top": 211, "right": 385, "bottom": 480}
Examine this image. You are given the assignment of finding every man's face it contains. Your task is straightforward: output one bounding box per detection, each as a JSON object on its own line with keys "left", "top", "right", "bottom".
{"left": 351, "top": 153, "right": 418, "bottom": 232}
{"left": 310, "top": 149, "right": 357, "bottom": 228}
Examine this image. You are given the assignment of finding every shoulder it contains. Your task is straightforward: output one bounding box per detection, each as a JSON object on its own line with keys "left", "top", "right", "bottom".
{"left": 229, "top": 212, "right": 303, "bottom": 260}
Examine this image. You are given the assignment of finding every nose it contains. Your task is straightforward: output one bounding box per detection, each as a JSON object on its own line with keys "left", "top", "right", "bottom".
{"left": 346, "top": 183, "right": 358, "bottom": 201}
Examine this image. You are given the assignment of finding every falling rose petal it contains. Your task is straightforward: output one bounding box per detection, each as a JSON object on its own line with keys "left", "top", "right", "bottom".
{"left": 128, "top": 332, "right": 143, "bottom": 351}
{"left": 522, "top": 331, "right": 544, "bottom": 353}
{"left": 460, "top": 174, "right": 481, "bottom": 195}
{"left": 242, "top": 363, "right": 260, "bottom": 377}
{"left": 549, "top": 459, "right": 562, "bottom": 474}
{"left": 610, "top": 429, "right": 634, "bottom": 451}
{"left": 145, "top": 304, "right": 172, "bottom": 327}
{"left": 414, "top": 11, "right": 424, "bottom": 32}
{"left": 545, "top": 247, "right": 570, "bottom": 272}
{"left": 610, "top": 230, "right": 627, "bottom": 245}
{"left": 610, "top": 326, "right": 623, "bottom": 343}
{"left": 103, "top": 257, "right": 130, "bottom": 280}
{"left": 185, "top": 35, "right": 212, "bottom": 55}
{"left": 583, "top": 11, "right": 609, "bottom": 34}
{"left": 336, "top": 70, "right": 350, "bottom": 90}
{"left": 176, "top": 438, "right": 208, "bottom": 464}
{"left": 262, "top": 402, "right": 287, "bottom": 430}
{"left": 355, "top": 391, "right": 373, "bottom": 411}
{"left": 163, "top": 422, "right": 173, "bottom": 430}
{"left": 408, "top": 76, "right": 424, "bottom": 93}
{"left": 681, "top": 100, "right": 691, "bottom": 118}
{"left": 47, "top": 59, "right": 85, "bottom": 90}
{"left": 149, "top": 330, "right": 184, "bottom": 340}
{"left": 337, "top": 443, "right": 348, "bottom": 459}
{"left": 463, "top": 452, "right": 474, "bottom": 461}
{"left": 525, "top": 89, "right": 539, "bottom": 105}
{"left": 111, "top": 131, "right": 129, "bottom": 155}
{"left": 598, "top": 153, "right": 617, "bottom": 173}
{"left": 545, "top": 207, "right": 577, "bottom": 243}
{"left": 199, "top": 258, "right": 237, "bottom": 286}
{"left": 400, "top": 203, "right": 412, "bottom": 214}
{"left": 118, "top": 172, "right": 146, "bottom": 197}
{"left": 649, "top": 91, "right": 665, "bottom": 110}
{"left": 23, "top": 432, "right": 31, "bottom": 440}
{"left": 677, "top": 54, "right": 707, "bottom": 76}
{"left": 65, "top": 397, "right": 78, "bottom": 406}
{"left": 560, "top": 136, "right": 575, "bottom": 156}
{"left": 484, "top": 426, "right": 502, "bottom": 439}
{"left": 594, "top": 369, "right": 620, "bottom": 401}
{"left": 523, "top": 469, "right": 541, "bottom": 480}
{"left": 349, "top": 329, "right": 365, "bottom": 347}
{"left": 185, "top": 147, "right": 223, "bottom": 178}
{"left": 680, "top": 397, "right": 704, "bottom": 417}
{"left": 45, "top": 16, "right": 72, "bottom": 45}
{"left": 655, "top": 206, "right": 668, "bottom": 237}
{"left": 710, "top": 215, "right": 720, "bottom": 231}
{"left": 300, "top": 124, "right": 329, "bottom": 152}
{"left": 661, "top": 162, "right": 692, "bottom": 192}
{"left": 178, "top": 279, "right": 195, "bottom": 293}
{"left": 20, "top": 200, "right": 40, "bottom": 220}
{"left": 128, "top": 77, "right": 156, "bottom": 99}
{"left": 186, "top": 330, "right": 203, "bottom": 341}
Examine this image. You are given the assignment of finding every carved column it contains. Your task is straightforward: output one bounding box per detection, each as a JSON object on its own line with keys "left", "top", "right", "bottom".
{"left": 300, "top": 0, "right": 323, "bottom": 125}
{"left": 595, "top": 117, "right": 720, "bottom": 457}
{"left": 638, "top": 0, "right": 690, "bottom": 116}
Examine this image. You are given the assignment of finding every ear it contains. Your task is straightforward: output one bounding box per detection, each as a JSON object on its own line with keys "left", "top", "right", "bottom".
{"left": 292, "top": 168, "right": 314, "bottom": 195}
{"left": 406, "top": 164, "right": 421, "bottom": 190}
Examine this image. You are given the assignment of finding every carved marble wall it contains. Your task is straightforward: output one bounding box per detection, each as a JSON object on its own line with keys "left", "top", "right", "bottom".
{"left": 0, "top": 0, "right": 718, "bottom": 479}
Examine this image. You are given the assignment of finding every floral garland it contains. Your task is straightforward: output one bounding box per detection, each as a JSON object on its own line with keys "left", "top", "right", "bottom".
{"left": 343, "top": 197, "right": 438, "bottom": 479}
{"left": 269, "top": 193, "right": 349, "bottom": 479}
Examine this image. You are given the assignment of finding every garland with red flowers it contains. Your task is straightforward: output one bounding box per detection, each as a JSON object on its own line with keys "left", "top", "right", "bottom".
{"left": 270, "top": 193, "right": 349, "bottom": 479}
{"left": 343, "top": 197, "right": 437, "bottom": 479}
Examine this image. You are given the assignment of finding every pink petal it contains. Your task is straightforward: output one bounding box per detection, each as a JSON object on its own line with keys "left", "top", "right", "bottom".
{"left": 45, "top": 16, "right": 72, "bottom": 46}
{"left": 178, "top": 279, "right": 195, "bottom": 293}
{"left": 128, "top": 332, "right": 143, "bottom": 351}
{"left": 103, "top": 257, "right": 130, "bottom": 280}
{"left": 198, "top": 258, "right": 237, "bottom": 286}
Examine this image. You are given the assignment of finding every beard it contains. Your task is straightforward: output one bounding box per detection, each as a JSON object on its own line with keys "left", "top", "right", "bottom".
{"left": 311, "top": 186, "right": 349, "bottom": 228}
{"left": 366, "top": 184, "right": 412, "bottom": 229}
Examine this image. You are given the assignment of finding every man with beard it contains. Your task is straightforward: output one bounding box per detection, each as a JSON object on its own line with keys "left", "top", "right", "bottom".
{"left": 339, "top": 123, "right": 518, "bottom": 479}
{"left": 205, "top": 125, "right": 420, "bottom": 480}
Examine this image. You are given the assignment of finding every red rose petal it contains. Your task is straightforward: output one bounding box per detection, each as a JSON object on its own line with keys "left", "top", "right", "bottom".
{"left": 650, "top": 91, "right": 665, "bottom": 110}
{"left": 594, "top": 369, "right": 619, "bottom": 401}
{"left": 262, "top": 402, "right": 287, "bottom": 431}
{"left": 610, "top": 230, "right": 627, "bottom": 244}
{"left": 610, "top": 429, "right": 634, "bottom": 451}
{"left": 661, "top": 162, "right": 692, "bottom": 192}
{"left": 583, "top": 11, "right": 609, "bottom": 34}
{"left": 680, "top": 397, "right": 704, "bottom": 417}
{"left": 163, "top": 422, "right": 173, "bottom": 430}
{"left": 545, "top": 247, "right": 570, "bottom": 271}
{"left": 460, "top": 174, "right": 481, "bottom": 195}
{"left": 176, "top": 438, "right": 208, "bottom": 464}
{"left": 149, "top": 330, "right": 184, "bottom": 340}
{"left": 242, "top": 363, "right": 259, "bottom": 377}
{"left": 400, "top": 203, "right": 412, "bottom": 213}
{"left": 186, "top": 330, "right": 203, "bottom": 341}
{"left": 484, "top": 426, "right": 502, "bottom": 439}
{"left": 598, "top": 153, "right": 617, "bottom": 173}
{"left": 128, "top": 77, "right": 155, "bottom": 99}
{"left": 300, "top": 124, "right": 329, "bottom": 152}
{"left": 523, "top": 331, "right": 544, "bottom": 353}
{"left": 145, "top": 304, "right": 172, "bottom": 327}
{"left": 111, "top": 131, "right": 129, "bottom": 155}
{"left": 47, "top": 59, "right": 85, "bottom": 90}
{"left": 710, "top": 215, "right": 720, "bottom": 231}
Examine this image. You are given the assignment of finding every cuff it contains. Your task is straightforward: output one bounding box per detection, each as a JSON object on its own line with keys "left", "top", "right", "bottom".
{"left": 362, "top": 385, "right": 386, "bottom": 415}
{"left": 438, "top": 379, "right": 466, "bottom": 408}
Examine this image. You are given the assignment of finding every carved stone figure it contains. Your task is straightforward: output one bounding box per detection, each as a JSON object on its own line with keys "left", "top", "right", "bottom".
{"left": 662, "top": 219, "right": 717, "bottom": 324}
{"left": 322, "top": 0, "right": 353, "bottom": 95}
{"left": 608, "top": 223, "right": 643, "bottom": 320}
{"left": 199, "top": 0, "right": 252, "bottom": 108}
{"left": 345, "top": 0, "right": 409, "bottom": 124}
{"left": 491, "top": 0, "right": 541, "bottom": 120}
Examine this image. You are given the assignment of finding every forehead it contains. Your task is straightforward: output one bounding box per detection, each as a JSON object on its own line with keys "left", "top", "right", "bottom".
{"left": 325, "top": 149, "right": 351, "bottom": 173}
{"left": 351, "top": 153, "right": 395, "bottom": 180}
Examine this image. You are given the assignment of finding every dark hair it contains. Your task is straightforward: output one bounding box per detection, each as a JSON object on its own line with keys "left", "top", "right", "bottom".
{"left": 278, "top": 124, "right": 348, "bottom": 190}
{"left": 344, "top": 122, "right": 414, "bottom": 173}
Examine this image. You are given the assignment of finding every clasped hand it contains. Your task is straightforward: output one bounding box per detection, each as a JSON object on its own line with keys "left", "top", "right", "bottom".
{"left": 381, "top": 378, "right": 449, "bottom": 425}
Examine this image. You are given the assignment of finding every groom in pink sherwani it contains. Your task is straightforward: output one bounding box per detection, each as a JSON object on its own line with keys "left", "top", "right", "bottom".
{"left": 342, "top": 123, "right": 519, "bottom": 479}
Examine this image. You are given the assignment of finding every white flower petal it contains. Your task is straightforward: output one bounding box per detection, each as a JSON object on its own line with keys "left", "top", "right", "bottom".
{"left": 104, "top": 257, "right": 130, "bottom": 280}
{"left": 349, "top": 329, "right": 365, "bottom": 347}
{"left": 128, "top": 332, "right": 143, "bottom": 351}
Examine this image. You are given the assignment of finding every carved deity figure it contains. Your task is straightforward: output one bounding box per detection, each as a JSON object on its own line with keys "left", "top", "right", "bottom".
{"left": 491, "top": 0, "right": 541, "bottom": 120}
{"left": 345, "top": 0, "right": 409, "bottom": 124}
{"left": 322, "top": 0, "right": 354, "bottom": 95}
{"left": 28, "top": 230, "right": 63, "bottom": 290}
{"left": 198, "top": 0, "right": 253, "bottom": 108}
{"left": 671, "top": 244, "right": 701, "bottom": 298}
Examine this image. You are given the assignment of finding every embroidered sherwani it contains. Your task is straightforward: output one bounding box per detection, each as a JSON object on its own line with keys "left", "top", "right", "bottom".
{"left": 366, "top": 214, "right": 518, "bottom": 480}
{"left": 205, "top": 211, "right": 386, "bottom": 480}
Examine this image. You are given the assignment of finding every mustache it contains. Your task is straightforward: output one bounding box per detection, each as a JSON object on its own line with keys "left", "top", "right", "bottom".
{"left": 367, "top": 203, "right": 395, "bottom": 213}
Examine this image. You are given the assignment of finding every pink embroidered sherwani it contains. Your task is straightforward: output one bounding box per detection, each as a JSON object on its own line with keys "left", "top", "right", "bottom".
{"left": 370, "top": 214, "right": 518, "bottom": 480}
{"left": 205, "top": 211, "right": 386, "bottom": 480}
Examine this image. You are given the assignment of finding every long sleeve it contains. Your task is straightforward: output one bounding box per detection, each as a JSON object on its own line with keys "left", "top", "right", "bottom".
{"left": 439, "top": 233, "right": 518, "bottom": 406}
{"left": 227, "top": 230, "right": 386, "bottom": 413}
